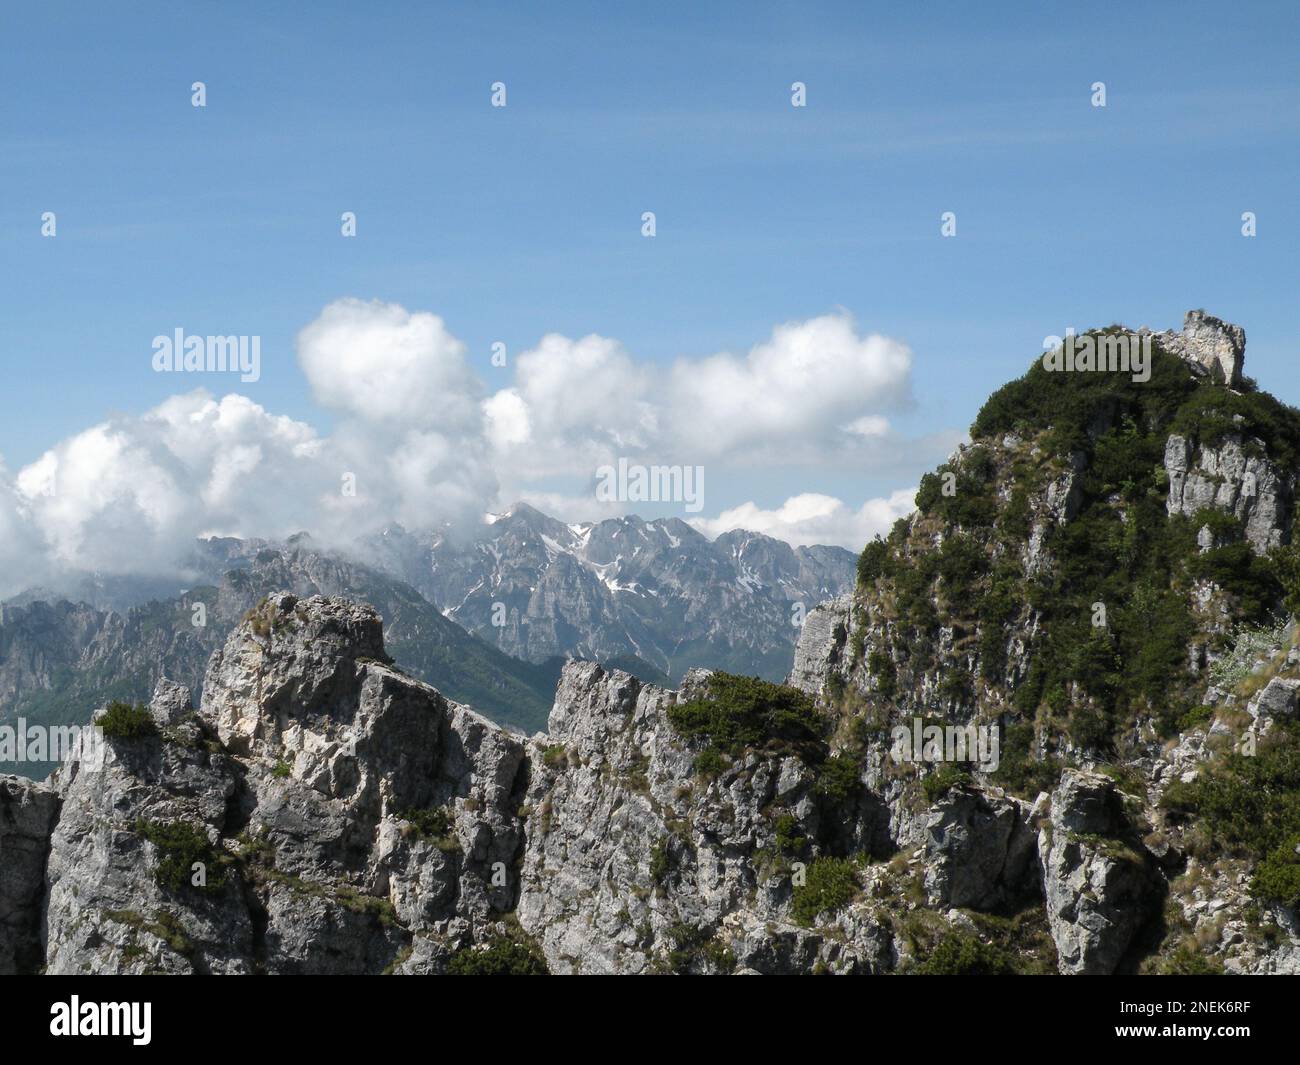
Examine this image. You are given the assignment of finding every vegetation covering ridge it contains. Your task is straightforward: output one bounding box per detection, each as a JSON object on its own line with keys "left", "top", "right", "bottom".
{"left": 850, "top": 333, "right": 1300, "bottom": 776}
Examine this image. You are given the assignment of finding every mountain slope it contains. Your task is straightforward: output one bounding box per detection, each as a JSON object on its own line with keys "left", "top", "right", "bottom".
{"left": 0, "top": 541, "right": 557, "bottom": 777}
{"left": 367, "top": 504, "right": 856, "bottom": 682}
{"left": 7, "top": 311, "right": 1300, "bottom": 976}
{"left": 786, "top": 310, "right": 1300, "bottom": 973}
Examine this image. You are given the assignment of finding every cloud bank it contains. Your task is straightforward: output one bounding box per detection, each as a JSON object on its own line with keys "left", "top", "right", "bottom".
{"left": 688, "top": 490, "right": 919, "bottom": 549}
{"left": 0, "top": 299, "right": 939, "bottom": 597}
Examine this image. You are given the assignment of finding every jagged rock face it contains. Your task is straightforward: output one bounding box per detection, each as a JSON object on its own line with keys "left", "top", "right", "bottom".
{"left": 1154, "top": 310, "right": 1246, "bottom": 389}
{"left": 11, "top": 583, "right": 1300, "bottom": 976}
{"left": 43, "top": 705, "right": 257, "bottom": 975}
{"left": 0, "top": 776, "right": 59, "bottom": 974}
{"left": 202, "top": 594, "right": 389, "bottom": 754}
{"left": 39, "top": 595, "right": 528, "bottom": 975}
{"left": 1038, "top": 771, "right": 1161, "bottom": 975}
{"left": 1164, "top": 434, "right": 1292, "bottom": 552}
{"left": 372, "top": 504, "right": 855, "bottom": 683}
{"left": 787, "top": 595, "right": 852, "bottom": 696}
{"left": 922, "top": 788, "right": 1040, "bottom": 911}
{"left": 516, "top": 662, "right": 894, "bottom": 974}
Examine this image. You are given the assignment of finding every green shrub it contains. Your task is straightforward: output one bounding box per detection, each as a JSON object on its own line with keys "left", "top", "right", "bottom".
{"left": 867, "top": 649, "right": 896, "bottom": 698}
{"left": 649, "top": 839, "right": 672, "bottom": 884}
{"left": 814, "top": 753, "right": 862, "bottom": 803}
{"left": 1209, "top": 617, "right": 1291, "bottom": 689}
{"left": 1272, "top": 543, "right": 1300, "bottom": 619}
{"left": 915, "top": 448, "right": 998, "bottom": 528}
{"left": 921, "top": 762, "right": 970, "bottom": 802}
{"left": 692, "top": 748, "right": 727, "bottom": 778}
{"left": 791, "top": 857, "right": 858, "bottom": 926}
{"left": 1161, "top": 722, "right": 1300, "bottom": 867}
{"left": 991, "top": 723, "right": 1061, "bottom": 797}
{"left": 98, "top": 701, "right": 156, "bottom": 741}
{"left": 447, "top": 936, "right": 548, "bottom": 975}
{"left": 1159, "top": 945, "right": 1225, "bottom": 975}
{"left": 912, "top": 931, "right": 1016, "bottom": 975}
{"left": 857, "top": 537, "right": 888, "bottom": 586}
{"left": 135, "top": 818, "right": 224, "bottom": 894}
{"left": 773, "top": 813, "right": 806, "bottom": 855}
{"left": 668, "top": 673, "right": 826, "bottom": 760}
{"left": 1187, "top": 543, "right": 1280, "bottom": 621}
{"left": 1252, "top": 836, "right": 1300, "bottom": 909}
{"left": 398, "top": 806, "right": 459, "bottom": 852}
{"left": 664, "top": 923, "right": 735, "bottom": 974}
{"left": 1176, "top": 704, "right": 1215, "bottom": 733}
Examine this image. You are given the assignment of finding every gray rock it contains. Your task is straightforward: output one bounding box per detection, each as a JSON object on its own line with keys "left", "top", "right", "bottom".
{"left": 42, "top": 593, "right": 528, "bottom": 975}
{"left": 787, "top": 595, "right": 852, "bottom": 696}
{"left": 148, "top": 678, "right": 194, "bottom": 727}
{"left": 923, "top": 788, "right": 1039, "bottom": 911}
{"left": 1038, "top": 771, "right": 1159, "bottom": 974}
{"left": 0, "top": 775, "right": 59, "bottom": 973}
{"left": 1154, "top": 309, "right": 1245, "bottom": 388}
{"left": 1164, "top": 434, "right": 1290, "bottom": 554}
{"left": 1250, "top": 676, "right": 1299, "bottom": 722}
{"left": 516, "top": 660, "right": 892, "bottom": 974}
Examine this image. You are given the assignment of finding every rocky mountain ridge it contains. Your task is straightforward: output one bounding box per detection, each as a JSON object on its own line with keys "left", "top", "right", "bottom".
{"left": 4, "top": 310, "right": 1299, "bottom": 976}
{"left": 0, "top": 581, "right": 1295, "bottom": 975}
{"left": 366, "top": 503, "right": 856, "bottom": 683}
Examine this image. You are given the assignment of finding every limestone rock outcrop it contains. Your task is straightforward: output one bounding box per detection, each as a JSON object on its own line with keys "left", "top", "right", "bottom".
{"left": 1153, "top": 309, "right": 1246, "bottom": 388}
{"left": 1038, "top": 771, "right": 1161, "bottom": 974}
{"left": 0, "top": 775, "right": 59, "bottom": 974}
{"left": 40, "top": 594, "right": 528, "bottom": 975}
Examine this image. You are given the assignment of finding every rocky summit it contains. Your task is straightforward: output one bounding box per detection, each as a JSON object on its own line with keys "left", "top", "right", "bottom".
{"left": 4, "top": 312, "right": 1300, "bottom": 976}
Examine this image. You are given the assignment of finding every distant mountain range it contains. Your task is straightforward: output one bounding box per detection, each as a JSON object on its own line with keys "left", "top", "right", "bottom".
{"left": 0, "top": 540, "right": 559, "bottom": 776}
{"left": 0, "top": 505, "right": 857, "bottom": 777}
{"left": 364, "top": 502, "right": 857, "bottom": 683}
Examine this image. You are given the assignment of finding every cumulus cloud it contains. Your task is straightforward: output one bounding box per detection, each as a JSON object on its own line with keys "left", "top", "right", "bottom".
{"left": 297, "top": 297, "right": 483, "bottom": 431}
{"left": 7, "top": 393, "right": 331, "bottom": 586}
{"left": 484, "top": 332, "right": 659, "bottom": 481}
{"left": 688, "top": 489, "right": 918, "bottom": 550}
{"left": 0, "top": 299, "right": 944, "bottom": 596}
{"left": 666, "top": 313, "right": 913, "bottom": 463}
{"left": 486, "top": 311, "right": 914, "bottom": 485}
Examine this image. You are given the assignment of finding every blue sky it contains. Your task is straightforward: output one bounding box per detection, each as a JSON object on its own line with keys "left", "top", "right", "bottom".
{"left": 1, "top": 0, "right": 1298, "bottom": 569}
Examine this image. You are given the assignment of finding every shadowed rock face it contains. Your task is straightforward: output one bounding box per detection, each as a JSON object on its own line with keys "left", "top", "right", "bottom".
{"left": 0, "top": 776, "right": 59, "bottom": 974}
{"left": 36, "top": 594, "right": 530, "bottom": 975}
{"left": 6, "top": 581, "right": 1299, "bottom": 976}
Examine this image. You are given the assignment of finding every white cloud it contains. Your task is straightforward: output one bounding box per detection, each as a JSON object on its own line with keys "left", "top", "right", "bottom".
{"left": 688, "top": 489, "right": 918, "bottom": 550}
{"left": 485, "top": 311, "right": 913, "bottom": 485}
{"left": 0, "top": 299, "right": 946, "bottom": 596}
{"left": 297, "top": 297, "right": 483, "bottom": 431}
{"left": 666, "top": 312, "right": 912, "bottom": 463}
{"left": 7, "top": 393, "right": 332, "bottom": 586}
{"left": 484, "top": 332, "right": 659, "bottom": 482}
